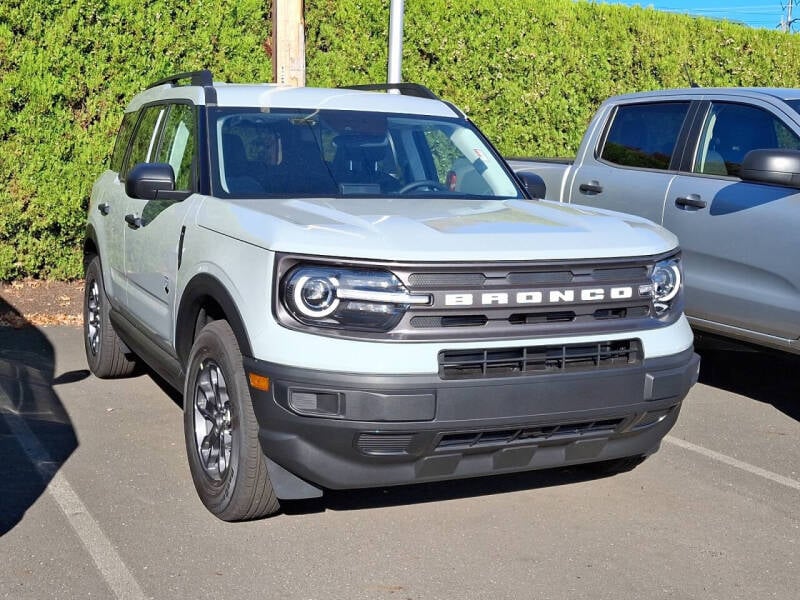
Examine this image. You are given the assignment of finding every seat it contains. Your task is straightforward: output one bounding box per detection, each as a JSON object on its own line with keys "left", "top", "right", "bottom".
{"left": 221, "top": 133, "right": 264, "bottom": 194}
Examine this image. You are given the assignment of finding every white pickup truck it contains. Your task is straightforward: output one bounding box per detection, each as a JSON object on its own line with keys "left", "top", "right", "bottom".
{"left": 84, "top": 71, "right": 699, "bottom": 521}
{"left": 510, "top": 88, "right": 800, "bottom": 355}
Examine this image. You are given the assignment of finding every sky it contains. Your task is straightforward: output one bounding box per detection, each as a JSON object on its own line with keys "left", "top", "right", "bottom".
{"left": 611, "top": 2, "right": 792, "bottom": 30}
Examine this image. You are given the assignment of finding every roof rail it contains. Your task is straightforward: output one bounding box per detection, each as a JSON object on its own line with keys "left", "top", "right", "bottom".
{"left": 343, "top": 83, "right": 440, "bottom": 100}
{"left": 147, "top": 69, "right": 214, "bottom": 90}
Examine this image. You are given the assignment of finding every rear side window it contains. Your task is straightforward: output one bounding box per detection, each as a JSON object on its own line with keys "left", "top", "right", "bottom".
{"left": 600, "top": 102, "right": 690, "bottom": 170}
{"left": 110, "top": 111, "right": 138, "bottom": 173}
{"left": 121, "top": 105, "right": 166, "bottom": 180}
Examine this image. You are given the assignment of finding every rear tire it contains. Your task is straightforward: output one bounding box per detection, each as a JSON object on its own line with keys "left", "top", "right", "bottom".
{"left": 83, "top": 255, "right": 137, "bottom": 378}
{"left": 183, "top": 320, "right": 280, "bottom": 521}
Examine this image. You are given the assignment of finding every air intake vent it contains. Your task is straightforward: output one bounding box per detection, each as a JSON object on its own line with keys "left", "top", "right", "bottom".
{"left": 356, "top": 433, "right": 415, "bottom": 455}
{"left": 437, "top": 418, "right": 624, "bottom": 450}
{"left": 438, "top": 340, "right": 641, "bottom": 380}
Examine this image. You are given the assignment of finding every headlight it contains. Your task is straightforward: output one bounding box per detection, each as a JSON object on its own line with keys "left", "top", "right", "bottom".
{"left": 649, "top": 257, "right": 682, "bottom": 314}
{"left": 283, "top": 265, "right": 430, "bottom": 331}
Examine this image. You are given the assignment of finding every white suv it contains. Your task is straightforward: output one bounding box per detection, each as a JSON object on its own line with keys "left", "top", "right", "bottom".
{"left": 84, "top": 70, "right": 699, "bottom": 521}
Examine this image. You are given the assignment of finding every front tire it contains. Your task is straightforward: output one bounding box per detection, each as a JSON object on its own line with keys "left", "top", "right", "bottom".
{"left": 83, "top": 255, "right": 137, "bottom": 378}
{"left": 183, "top": 320, "right": 279, "bottom": 521}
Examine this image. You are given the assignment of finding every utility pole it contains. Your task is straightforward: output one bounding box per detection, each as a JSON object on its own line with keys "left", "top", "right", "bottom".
{"left": 780, "top": 0, "right": 798, "bottom": 32}
{"left": 272, "top": 0, "right": 306, "bottom": 86}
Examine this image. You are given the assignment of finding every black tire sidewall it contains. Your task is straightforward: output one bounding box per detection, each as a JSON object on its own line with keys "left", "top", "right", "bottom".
{"left": 83, "top": 256, "right": 107, "bottom": 374}
{"left": 183, "top": 321, "right": 249, "bottom": 518}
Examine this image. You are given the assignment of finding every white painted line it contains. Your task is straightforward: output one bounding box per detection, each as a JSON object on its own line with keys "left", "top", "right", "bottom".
{"left": 0, "top": 384, "right": 148, "bottom": 600}
{"left": 665, "top": 435, "right": 800, "bottom": 492}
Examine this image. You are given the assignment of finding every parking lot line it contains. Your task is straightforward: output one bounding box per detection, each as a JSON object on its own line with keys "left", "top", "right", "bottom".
{"left": 665, "top": 435, "right": 800, "bottom": 491}
{"left": 0, "top": 387, "right": 147, "bottom": 600}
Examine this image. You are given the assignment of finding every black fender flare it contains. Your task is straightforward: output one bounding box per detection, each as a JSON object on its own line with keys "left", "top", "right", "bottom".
{"left": 176, "top": 273, "right": 254, "bottom": 366}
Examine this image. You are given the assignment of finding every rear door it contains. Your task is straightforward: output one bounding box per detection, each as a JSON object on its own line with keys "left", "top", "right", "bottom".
{"left": 121, "top": 102, "right": 198, "bottom": 346}
{"left": 567, "top": 101, "right": 693, "bottom": 225}
{"left": 664, "top": 97, "right": 800, "bottom": 341}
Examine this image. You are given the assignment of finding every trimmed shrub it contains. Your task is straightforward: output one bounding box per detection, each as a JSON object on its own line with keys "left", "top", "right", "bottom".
{"left": 2, "top": 0, "right": 800, "bottom": 279}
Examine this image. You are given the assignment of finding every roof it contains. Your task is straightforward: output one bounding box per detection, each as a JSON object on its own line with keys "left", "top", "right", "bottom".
{"left": 126, "top": 80, "right": 461, "bottom": 118}
{"left": 606, "top": 87, "right": 800, "bottom": 104}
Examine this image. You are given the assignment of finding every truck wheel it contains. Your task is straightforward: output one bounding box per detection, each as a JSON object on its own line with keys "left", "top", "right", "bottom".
{"left": 183, "top": 320, "right": 280, "bottom": 521}
{"left": 83, "top": 255, "right": 137, "bottom": 378}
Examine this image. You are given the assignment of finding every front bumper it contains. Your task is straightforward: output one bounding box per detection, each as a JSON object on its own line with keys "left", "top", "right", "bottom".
{"left": 245, "top": 347, "right": 699, "bottom": 494}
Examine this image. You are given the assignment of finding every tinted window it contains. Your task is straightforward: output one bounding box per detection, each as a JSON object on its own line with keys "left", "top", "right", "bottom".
{"left": 600, "top": 102, "right": 690, "bottom": 170}
{"left": 110, "top": 111, "right": 138, "bottom": 173}
{"left": 154, "top": 104, "right": 196, "bottom": 191}
{"left": 121, "top": 105, "right": 165, "bottom": 180}
{"left": 693, "top": 102, "right": 800, "bottom": 177}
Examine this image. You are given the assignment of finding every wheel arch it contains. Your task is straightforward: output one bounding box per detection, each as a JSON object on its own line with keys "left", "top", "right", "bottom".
{"left": 83, "top": 225, "right": 99, "bottom": 270}
{"left": 176, "top": 273, "right": 254, "bottom": 367}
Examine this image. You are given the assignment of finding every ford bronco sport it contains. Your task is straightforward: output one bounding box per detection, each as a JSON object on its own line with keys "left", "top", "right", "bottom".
{"left": 84, "top": 70, "right": 699, "bottom": 521}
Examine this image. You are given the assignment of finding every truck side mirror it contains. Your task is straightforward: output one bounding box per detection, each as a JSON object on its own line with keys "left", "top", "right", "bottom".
{"left": 514, "top": 171, "right": 547, "bottom": 199}
{"left": 740, "top": 149, "right": 800, "bottom": 189}
{"left": 125, "top": 163, "right": 177, "bottom": 200}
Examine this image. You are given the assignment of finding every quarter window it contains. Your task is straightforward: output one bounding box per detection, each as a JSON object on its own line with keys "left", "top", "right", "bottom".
{"left": 600, "top": 102, "right": 690, "bottom": 170}
{"left": 693, "top": 102, "right": 800, "bottom": 178}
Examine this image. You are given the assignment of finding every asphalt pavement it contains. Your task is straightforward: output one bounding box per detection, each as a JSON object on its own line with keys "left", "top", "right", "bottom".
{"left": 0, "top": 325, "right": 798, "bottom": 599}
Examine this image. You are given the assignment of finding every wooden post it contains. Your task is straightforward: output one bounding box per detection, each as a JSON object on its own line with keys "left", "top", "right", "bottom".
{"left": 272, "top": 0, "right": 306, "bottom": 87}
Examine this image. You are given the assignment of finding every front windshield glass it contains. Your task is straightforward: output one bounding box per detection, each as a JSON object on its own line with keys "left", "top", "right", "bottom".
{"left": 209, "top": 108, "right": 523, "bottom": 199}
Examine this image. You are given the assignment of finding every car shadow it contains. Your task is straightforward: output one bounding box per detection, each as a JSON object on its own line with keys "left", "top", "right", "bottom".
{"left": 281, "top": 464, "right": 611, "bottom": 516}
{"left": 695, "top": 341, "right": 800, "bottom": 422}
{"left": 0, "top": 298, "right": 82, "bottom": 536}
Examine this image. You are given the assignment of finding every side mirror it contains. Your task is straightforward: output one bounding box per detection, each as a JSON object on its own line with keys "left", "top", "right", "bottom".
{"left": 125, "top": 163, "right": 177, "bottom": 200}
{"left": 515, "top": 171, "right": 547, "bottom": 199}
{"left": 740, "top": 149, "right": 800, "bottom": 189}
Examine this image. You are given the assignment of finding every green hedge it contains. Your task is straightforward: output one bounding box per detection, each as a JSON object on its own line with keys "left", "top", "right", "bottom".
{"left": 2, "top": 0, "right": 800, "bottom": 280}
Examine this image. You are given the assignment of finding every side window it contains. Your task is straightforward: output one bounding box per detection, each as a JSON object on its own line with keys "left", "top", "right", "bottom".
{"left": 600, "top": 102, "right": 690, "bottom": 170}
{"left": 154, "top": 104, "right": 196, "bottom": 191}
{"left": 693, "top": 102, "right": 800, "bottom": 178}
{"left": 110, "top": 111, "right": 138, "bottom": 173}
{"left": 121, "top": 105, "right": 165, "bottom": 180}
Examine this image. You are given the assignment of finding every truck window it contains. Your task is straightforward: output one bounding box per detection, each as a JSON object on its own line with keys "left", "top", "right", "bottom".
{"left": 692, "top": 102, "right": 800, "bottom": 178}
{"left": 600, "top": 102, "right": 690, "bottom": 170}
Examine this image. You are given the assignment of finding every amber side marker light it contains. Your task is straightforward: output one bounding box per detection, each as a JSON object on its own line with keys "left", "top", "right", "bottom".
{"left": 248, "top": 373, "right": 270, "bottom": 392}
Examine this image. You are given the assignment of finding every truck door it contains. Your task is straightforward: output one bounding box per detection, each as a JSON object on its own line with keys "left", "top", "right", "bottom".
{"left": 664, "top": 100, "right": 800, "bottom": 342}
{"left": 122, "top": 103, "right": 198, "bottom": 346}
{"left": 567, "top": 101, "right": 692, "bottom": 225}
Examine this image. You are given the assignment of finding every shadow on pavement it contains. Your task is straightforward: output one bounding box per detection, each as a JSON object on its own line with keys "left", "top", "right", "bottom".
{"left": 696, "top": 342, "right": 800, "bottom": 422}
{"left": 282, "top": 464, "right": 610, "bottom": 516}
{"left": 0, "top": 298, "right": 84, "bottom": 535}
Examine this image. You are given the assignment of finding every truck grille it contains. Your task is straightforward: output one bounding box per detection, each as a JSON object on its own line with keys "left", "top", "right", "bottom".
{"left": 438, "top": 340, "right": 642, "bottom": 380}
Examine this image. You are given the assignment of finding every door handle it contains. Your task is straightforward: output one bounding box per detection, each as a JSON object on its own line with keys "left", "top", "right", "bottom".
{"left": 674, "top": 194, "right": 707, "bottom": 209}
{"left": 578, "top": 181, "right": 603, "bottom": 195}
{"left": 124, "top": 214, "right": 143, "bottom": 229}
{"left": 98, "top": 202, "right": 110, "bottom": 216}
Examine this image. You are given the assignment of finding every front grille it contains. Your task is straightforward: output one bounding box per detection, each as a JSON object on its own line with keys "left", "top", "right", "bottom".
{"left": 438, "top": 339, "right": 642, "bottom": 380}
{"left": 275, "top": 253, "right": 679, "bottom": 341}
{"left": 437, "top": 418, "right": 624, "bottom": 450}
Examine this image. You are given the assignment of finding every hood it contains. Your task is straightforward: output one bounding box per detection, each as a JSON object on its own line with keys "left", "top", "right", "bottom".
{"left": 196, "top": 196, "right": 678, "bottom": 262}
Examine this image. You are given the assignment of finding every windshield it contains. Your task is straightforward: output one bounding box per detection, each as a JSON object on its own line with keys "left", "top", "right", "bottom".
{"left": 209, "top": 108, "right": 524, "bottom": 199}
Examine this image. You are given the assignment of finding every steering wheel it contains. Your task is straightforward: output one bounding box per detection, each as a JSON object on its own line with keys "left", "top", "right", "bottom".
{"left": 397, "top": 180, "right": 448, "bottom": 194}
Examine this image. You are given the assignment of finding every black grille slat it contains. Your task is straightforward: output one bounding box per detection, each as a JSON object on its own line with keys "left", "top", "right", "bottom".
{"left": 437, "top": 418, "right": 625, "bottom": 450}
{"left": 356, "top": 433, "right": 415, "bottom": 455}
{"left": 439, "top": 340, "right": 642, "bottom": 380}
